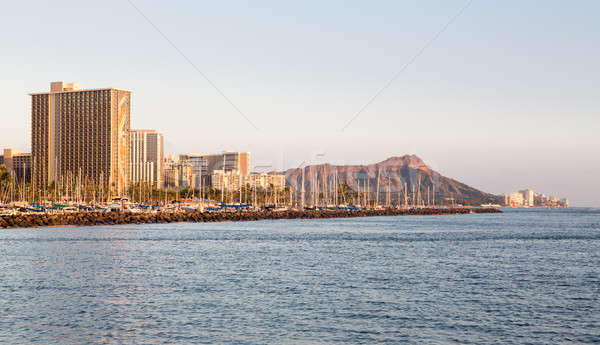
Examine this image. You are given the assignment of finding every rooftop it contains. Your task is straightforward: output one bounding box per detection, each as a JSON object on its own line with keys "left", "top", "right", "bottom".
{"left": 28, "top": 81, "right": 132, "bottom": 95}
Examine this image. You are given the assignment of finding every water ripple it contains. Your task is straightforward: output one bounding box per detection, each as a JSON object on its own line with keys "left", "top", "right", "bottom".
{"left": 0, "top": 208, "right": 598, "bottom": 344}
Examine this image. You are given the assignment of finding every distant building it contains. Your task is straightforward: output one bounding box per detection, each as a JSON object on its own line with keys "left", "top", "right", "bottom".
{"left": 519, "top": 189, "right": 535, "bottom": 207}
{"left": 162, "top": 161, "right": 179, "bottom": 189}
{"left": 201, "top": 152, "right": 250, "bottom": 176}
{"left": 205, "top": 168, "right": 286, "bottom": 192}
{"left": 176, "top": 151, "right": 251, "bottom": 190}
{"left": 162, "top": 151, "right": 254, "bottom": 191}
{"left": 0, "top": 149, "right": 31, "bottom": 183}
{"left": 534, "top": 193, "right": 564, "bottom": 207}
{"left": 505, "top": 192, "right": 524, "bottom": 207}
{"left": 535, "top": 193, "right": 548, "bottom": 205}
{"left": 211, "top": 169, "right": 242, "bottom": 191}
{"left": 506, "top": 189, "right": 568, "bottom": 208}
{"left": 162, "top": 156, "right": 194, "bottom": 189}
{"left": 179, "top": 154, "right": 209, "bottom": 189}
{"left": 246, "top": 172, "right": 286, "bottom": 190}
{"left": 130, "top": 130, "right": 164, "bottom": 188}
{"left": 163, "top": 156, "right": 178, "bottom": 188}
{"left": 30, "top": 81, "right": 131, "bottom": 195}
{"left": 177, "top": 163, "right": 194, "bottom": 188}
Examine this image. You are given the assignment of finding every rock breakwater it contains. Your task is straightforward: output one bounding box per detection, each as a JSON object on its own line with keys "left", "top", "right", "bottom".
{"left": 0, "top": 208, "right": 502, "bottom": 229}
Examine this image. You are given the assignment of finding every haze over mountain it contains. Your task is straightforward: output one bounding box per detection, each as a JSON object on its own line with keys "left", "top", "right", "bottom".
{"left": 284, "top": 155, "right": 502, "bottom": 206}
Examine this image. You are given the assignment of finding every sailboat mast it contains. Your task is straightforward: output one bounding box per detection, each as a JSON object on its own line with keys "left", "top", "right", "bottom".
{"left": 301, "top": 166, "right": 305, "bottom": 209}
{"left": 387, "top": 175, "right": 392, "bottom": 207}
{"left": 376, "top": 168, "right": 380, "bottom": 206}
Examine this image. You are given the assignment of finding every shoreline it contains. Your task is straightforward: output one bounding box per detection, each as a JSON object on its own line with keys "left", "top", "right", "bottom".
{"left": 0, "top": 208, "right": 502, "bottom": 229}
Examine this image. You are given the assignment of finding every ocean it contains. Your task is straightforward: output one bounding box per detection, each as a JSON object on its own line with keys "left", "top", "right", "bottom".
{"left": 0, "top": 208, "right": 598, "bottom": 344}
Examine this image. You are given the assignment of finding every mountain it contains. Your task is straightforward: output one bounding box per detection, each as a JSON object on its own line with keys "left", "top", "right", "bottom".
{"left": 283, "top": 155, "right": 502, "bottom": 206}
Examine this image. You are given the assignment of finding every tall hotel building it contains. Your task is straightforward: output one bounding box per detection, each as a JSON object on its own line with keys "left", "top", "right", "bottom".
{"left": 30, "top": 82, "right": 131, "bottom": 195}
{"left": 130, "top": 129, "right": 164, "bottom": 188}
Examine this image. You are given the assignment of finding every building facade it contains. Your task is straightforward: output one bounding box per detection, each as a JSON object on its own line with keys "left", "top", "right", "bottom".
{"left": 130, "top": 130, "right": 164, "bottom": 188}
{"left": 179, "top": 154, "right": 209, "bottom": 189}
{"left": 162, "top": 162, "right": 179, "bottom": 189}
{"left": 211, "top": 169, "right": 242, "bottom": 191}
{"left": 245, "top": 172, "right": 286, "bottom": 190}
{"left": 519, "top": 189, "right": 535, "bottom": 207}
{"left": 30, "top": 82, "right": 130, "bottom": 195}
{"left": 505, "top": 192, "right": 524, "bottom": 207}
{"left": 0, "top": 149, "right": 31, "bottom": 183}
{"left": 163, "top": 156, "right": 195, "bottom": 189}
{"left": 201, "top": 152, "right": 250, "bottom": 176}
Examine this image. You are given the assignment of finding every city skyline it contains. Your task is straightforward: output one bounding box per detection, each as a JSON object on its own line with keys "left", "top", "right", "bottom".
{"left": 1, "top": 1, "right": 598, "bottom": 206}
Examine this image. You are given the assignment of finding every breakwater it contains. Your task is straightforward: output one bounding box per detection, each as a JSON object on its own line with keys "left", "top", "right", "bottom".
{"left": 0, "top": 208, "right": 502, "bottom": 229}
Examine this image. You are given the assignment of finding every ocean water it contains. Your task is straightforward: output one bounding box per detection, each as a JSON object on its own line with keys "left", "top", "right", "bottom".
{"left": 0, "top": 208, "right": 599, "bottom": 344}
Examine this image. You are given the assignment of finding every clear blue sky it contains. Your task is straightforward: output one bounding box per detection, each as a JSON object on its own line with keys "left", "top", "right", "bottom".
{"left": 1, "top": 1, "right": 598, "bottom": 206}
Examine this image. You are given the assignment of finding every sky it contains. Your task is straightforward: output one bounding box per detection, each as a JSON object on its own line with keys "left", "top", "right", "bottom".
{"left": 0, "top": 0, "right": 598, "bottom": 206}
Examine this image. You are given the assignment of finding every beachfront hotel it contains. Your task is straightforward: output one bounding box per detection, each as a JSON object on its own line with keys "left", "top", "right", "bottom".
{"left": 30, "top": 82, "right": 131, "bottom": 195}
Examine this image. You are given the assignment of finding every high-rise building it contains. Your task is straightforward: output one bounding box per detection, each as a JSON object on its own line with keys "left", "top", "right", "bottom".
{"left": 130, "top": 130, "right": 164, "bottom": 188}
{"left": 30, "top": 82, "right": 131, "bottom": 195}
{"left": 0, "top": 149, "right": 31, "bottom": 183}
{"left": 201, "top": 152, "right": 250, "bottom": 176}
{"left": 179, "top": 154, "right": 209, "bottom": 189}
{"left": 506, "top": 192, "right": 524, "bottom": 207}
{"left": 519, "top": 189, "right": 535, "bottom": 207}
